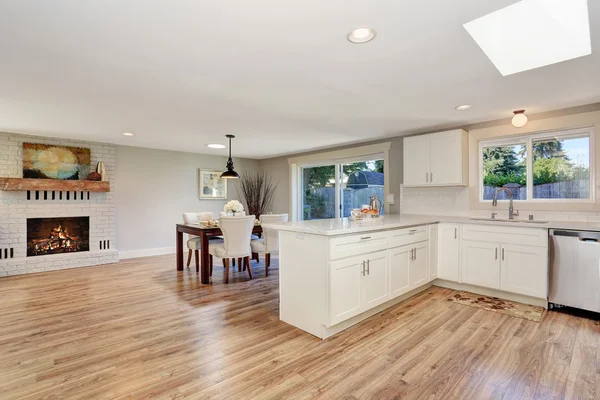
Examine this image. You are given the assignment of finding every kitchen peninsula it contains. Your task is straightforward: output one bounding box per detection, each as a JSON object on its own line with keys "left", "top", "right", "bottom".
{"left": 264, "top": 214, "right": 556, "bottom": 339}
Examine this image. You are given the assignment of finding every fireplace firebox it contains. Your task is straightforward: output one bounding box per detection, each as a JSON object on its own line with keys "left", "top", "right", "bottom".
{"left": 27, "top": 217, "right": 90, "bottom": 257}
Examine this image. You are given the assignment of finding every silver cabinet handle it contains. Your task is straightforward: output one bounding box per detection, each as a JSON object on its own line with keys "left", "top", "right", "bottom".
{"left": 366, "top": 259, "right": 370, "bottom": 275}
{"left": 495, "top": 247, "right": 498, "bottom": 260}
{"left": 414, "top": 248, "right": 417, "bottom": 261}
{"left": 361, "top": 260, "right": 365, "bottom": 276}
{"left": 430, "top": 172, "right": 433, "bottom": 183}
{"left": 409, "top": 229, "right": 418, "bottom": 234}
{"left": 454, "top": 227, "right": 457, "bottom": 239}
{"left": 361, "top": 236, "right": 371, "bottom": 240}
{"left": 502, "top": 248, "right": 505, "bottom": 261}
{"left": 410, "top": 248, "right": 414, "bottom": 261}
{"left": 425, "top": 172, "right": 428, "bottom": 183}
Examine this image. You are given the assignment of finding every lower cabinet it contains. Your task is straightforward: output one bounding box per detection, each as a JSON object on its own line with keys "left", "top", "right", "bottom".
{"left": 390, "top": 240, "right": 430, "bottom": 299}
{"left": 461, "top": 240, "right": 500, "bottom": 289}
{"left": 501, "top": 244, "right": 548, "bottom": 298}
{"left": 410, "top": 242, "right": 429, "bottom": 289}
{"left": 437, "top": 223, "right": 460, "bottom": 281}
{"left": 329, "top": 250, "right": 389, "bottom": 326}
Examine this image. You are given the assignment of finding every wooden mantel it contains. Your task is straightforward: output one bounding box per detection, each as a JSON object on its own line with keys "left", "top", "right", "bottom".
{"left": 0, "top": 178, "right": 110, "bottom": 192}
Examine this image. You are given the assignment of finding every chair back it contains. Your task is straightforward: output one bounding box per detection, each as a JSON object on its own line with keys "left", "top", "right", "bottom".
{"left": 183, "top": 212, "right": 199, "bottom": 224}
{"left": 219, "top": 216, "right": 255, "bottom": 257}
{"left": 198, "top": 212, "right": 213, "bottom": 222}
{"left": 260, "top": 214, "right": 288, "bottom": 253}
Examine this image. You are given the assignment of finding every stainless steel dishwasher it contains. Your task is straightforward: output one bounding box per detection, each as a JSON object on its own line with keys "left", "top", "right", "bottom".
{"left": 549, "top": 229, "right": 600, "bottom": 313}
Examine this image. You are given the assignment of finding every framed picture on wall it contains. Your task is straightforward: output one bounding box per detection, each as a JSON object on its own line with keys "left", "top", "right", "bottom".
{"left": 198, "top": 169, "right": 227, "bottom": 199}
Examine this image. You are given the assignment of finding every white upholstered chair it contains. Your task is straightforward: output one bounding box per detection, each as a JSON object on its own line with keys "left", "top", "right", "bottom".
{"left": 209, "top": 216, "right": 255, "bottom": 283}
{"left": 182, "top": 212, "right": 214, "bottom": 272}
{"left": 250, "top": 214, "right": 288, "bottom": 276}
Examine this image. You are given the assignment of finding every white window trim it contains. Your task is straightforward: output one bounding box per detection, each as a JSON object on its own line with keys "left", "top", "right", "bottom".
{"left": 478, "top": 127, "right": 595, "bottom": 204}
{"left": 288, "top": 142, "right": 391, "bottom": 221}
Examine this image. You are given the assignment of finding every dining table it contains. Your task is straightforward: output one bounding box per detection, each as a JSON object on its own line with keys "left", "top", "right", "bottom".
{"left": 175, "top": 222, "right": 263, "bottom": 284}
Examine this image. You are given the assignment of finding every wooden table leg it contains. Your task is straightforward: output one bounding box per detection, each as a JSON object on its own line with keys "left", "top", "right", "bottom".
{"left": 200, "top": 232, "right": 210, "bottom": 284}
{"left": 176, "top": 228, "right": 183, "bottom": 271}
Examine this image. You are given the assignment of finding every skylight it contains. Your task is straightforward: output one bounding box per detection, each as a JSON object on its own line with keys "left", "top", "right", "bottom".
{"left": 464, "top": 0, "right": 591, "bottom": 76}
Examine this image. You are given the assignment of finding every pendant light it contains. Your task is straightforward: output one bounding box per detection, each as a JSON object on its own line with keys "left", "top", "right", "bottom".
{"left": 220, "top": 134, "right": 240, "bottom": 179}
{"left": 511, "top": 110, "right": 528, "bottom": 128}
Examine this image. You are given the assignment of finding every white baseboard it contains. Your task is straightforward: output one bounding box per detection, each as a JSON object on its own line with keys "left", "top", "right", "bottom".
{"left": 119, "top": 246, "right": 176, "bottom": 260}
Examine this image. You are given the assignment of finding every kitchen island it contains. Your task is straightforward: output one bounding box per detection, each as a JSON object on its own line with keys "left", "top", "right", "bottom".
{"left": 264, "top": 214, "right": 556, "bottom": 339}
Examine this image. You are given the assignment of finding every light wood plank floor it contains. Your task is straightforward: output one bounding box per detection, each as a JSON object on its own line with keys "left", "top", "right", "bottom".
{"left": 0, "top": 255, "right": 599, "bottom": 400}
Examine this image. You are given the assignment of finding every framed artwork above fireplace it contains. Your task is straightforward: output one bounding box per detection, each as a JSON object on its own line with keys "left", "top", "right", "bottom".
{"left": 23, "top": 143, "right": 91, "bottom": 180}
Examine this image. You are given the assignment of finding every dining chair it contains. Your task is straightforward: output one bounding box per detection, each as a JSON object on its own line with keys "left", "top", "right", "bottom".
{"left": 182, "top": 212, "right": 214, "bottom": 272}
{"left": 250, "top": 214, "right": 288, "bottom": 277}
{"left": 208, "top": 216, "right": 255, "bottom": 283}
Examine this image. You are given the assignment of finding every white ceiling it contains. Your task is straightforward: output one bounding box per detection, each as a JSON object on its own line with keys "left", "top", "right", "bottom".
{"left": 0, "top": 0, "right": 598, "bottom": 159}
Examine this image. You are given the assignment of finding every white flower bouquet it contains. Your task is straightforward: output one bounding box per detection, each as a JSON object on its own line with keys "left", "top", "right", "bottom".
{"left": 224, "top": 200, "right": 244, "bottom": 214}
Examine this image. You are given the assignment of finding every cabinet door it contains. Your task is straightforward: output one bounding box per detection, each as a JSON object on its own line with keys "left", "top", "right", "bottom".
{"left": 429, "top": 130, "right": 464, "bottom": 185}
{"left": 329, "top": 256, "right": 363, "bottom": 325}
{"left": 461, "top": 240, "right": 500, "bottom": 289}
{"left": 362, "top": 250, "right": 390, "bottom": 310}
{"left": 438, "top": 224, "right": 460, "bottom": 282}
{"left": 410, "top": 242, "right": 429, "bottom": 289}
{"left": 501, "top": 244, "right": 548, "bottom": 298}
{"left": 429, "top": 225, "right": 438, "bottom": 280}
{"left": 390, "top": 245, "right": 412, "bottom": 298}
{"left": 403, "top": 135, "right": 430, "bottom": 186}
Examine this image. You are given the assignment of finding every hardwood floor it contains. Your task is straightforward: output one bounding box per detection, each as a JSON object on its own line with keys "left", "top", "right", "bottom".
{"left": 0, "top": 255, "right": 599, "bottom": 400}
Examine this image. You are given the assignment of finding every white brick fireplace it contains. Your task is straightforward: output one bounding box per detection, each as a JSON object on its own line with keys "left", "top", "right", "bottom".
{"left": 0, "top": 132, "right": 118, "bottom": 276}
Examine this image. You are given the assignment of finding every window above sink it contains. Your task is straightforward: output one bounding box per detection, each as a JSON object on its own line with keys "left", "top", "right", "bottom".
{"left": 479, "top": 127, "right": 594, "bottom": 203}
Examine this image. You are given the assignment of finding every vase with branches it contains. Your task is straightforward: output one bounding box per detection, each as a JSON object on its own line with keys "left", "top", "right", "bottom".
{"left": 236, "top": 171, "right": 279, "bottom": 219}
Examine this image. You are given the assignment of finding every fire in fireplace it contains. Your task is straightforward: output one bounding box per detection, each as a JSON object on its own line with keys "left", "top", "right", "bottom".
{"left": 27, "top": 217, "right": 90, "bottom": 257}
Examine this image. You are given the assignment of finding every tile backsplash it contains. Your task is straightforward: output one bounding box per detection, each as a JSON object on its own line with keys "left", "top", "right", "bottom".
{"left": 400, "top": 185, "right": 600, "bottom": 222}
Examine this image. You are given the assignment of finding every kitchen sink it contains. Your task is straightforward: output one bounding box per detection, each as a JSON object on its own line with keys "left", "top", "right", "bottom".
{"left": 469, "top": 218, "right": 548, "bottom": 224}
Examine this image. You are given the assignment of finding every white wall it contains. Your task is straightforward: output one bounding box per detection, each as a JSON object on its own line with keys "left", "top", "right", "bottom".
{"left": 115, "top": 145, "right": 260, "bottom": 257}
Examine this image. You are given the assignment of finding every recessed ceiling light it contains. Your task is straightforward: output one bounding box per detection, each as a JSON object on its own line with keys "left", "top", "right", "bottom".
{"left": 347, "top": 27, "right": 376, "bottom": 44}
{"left": 206, "top": 144, "right": 226, "bottom": 149}
{"left": 122, "top": 132, "right": 134, "bottom": 137}
{"left": 455, "top": 105, "right": 473, "bottom": 111}
{"left": 464, "top": 0, "right": 591, "bottom": 76}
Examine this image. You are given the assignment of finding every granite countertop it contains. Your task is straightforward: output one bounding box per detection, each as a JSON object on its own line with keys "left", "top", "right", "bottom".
{"left": 262, "top": 214, "right": 600, "bottom": 236}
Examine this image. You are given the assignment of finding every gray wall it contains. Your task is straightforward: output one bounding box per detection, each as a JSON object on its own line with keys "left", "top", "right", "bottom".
{"left": 115, "top": 145, "right": 260, "bottom": 254}
{"left": 258, "top": 136, "right": 403, "bottom": 215}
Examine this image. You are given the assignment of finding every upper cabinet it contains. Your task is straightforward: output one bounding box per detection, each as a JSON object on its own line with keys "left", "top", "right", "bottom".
{"left": 403, "top": 129, "right": 468, "bottom": 187}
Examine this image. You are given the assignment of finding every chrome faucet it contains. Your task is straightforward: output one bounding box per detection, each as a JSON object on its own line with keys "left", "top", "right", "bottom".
{"left": 492, "top": 188, "right": 519, "bottom": 220}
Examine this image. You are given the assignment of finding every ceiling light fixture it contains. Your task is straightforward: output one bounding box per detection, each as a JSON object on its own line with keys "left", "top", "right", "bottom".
{"left": 511, "top": 110, "right": 528, "bottom": 128}
{"left": 206, "top": 144, "right": 226, "bottom": 149}
{"left": 455, "top": 105, "right": 473, "bottom": 111}
{"left": 122, "top": 132, "right": 134, "bottom": 137}
{"left": 347, "top": 27, "right": 376, "bottom": 44}
{"left": 220, "top": 135, "right": 240, "bottom": 179}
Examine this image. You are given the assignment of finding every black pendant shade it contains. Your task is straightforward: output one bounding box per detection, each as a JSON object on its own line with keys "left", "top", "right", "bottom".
{"left": 220, "top": 134, "right": 240, "bottom": 179}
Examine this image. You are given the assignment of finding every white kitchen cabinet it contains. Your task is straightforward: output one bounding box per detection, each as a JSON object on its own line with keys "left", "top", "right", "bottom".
{"left": 329, "top": 250, "right": 390, "bottom": 326}
{"left": 403, "top": 135, "right": 430, "bottom": 186}
{"left": 461, "top": 240, "right": 500, "bottom": 289}
{"left": 500, "top": 244, "right": 548, "bottom": 299}
{"left": 390, "top": 245, "right": 411, "bottom": 298}
{"left": 410, "top": 242, "right": 430, "bottom": 289}
{"left": 329, "top": 255, "right": 363, "bottom": 326}
{"left": 403, "top": 129, "right": 468, "bottom": 187}
{"left": 437, "top": 223, "right": 460, "bottom": 282}
{"left": 429, "top": 224, "right": 438, "bottom": 280}
{"left": 362, "top": 251, "right": 390, "bottom": 310}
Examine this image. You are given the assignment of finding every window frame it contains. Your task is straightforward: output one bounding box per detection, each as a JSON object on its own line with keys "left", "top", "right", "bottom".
{"left": 479, "top": 127, "right": 594, "bottom": 204}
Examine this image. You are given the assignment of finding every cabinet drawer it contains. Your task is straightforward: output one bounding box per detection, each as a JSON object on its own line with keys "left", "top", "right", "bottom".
{"left": 329, "top": 231, "right": 389, "bottom": 260}
{"left": 390, "top": 225, "right": 429, "bottom": 248}
{"left": 462, "top": 224, "right": 547, "bottom": 247}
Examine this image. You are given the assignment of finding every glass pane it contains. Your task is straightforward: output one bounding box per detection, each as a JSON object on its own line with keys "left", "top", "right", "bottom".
{"left": 302, "top": 165, "right": 336, "bottom": 220}
{"left": 341, "top": 159, "right": 384, "bottom": 216}
{"left": 532, "top": 136, "right": 590, "bottom": 199}
{"left": 482, "top": 144, "right": 527, "bottom": 200}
